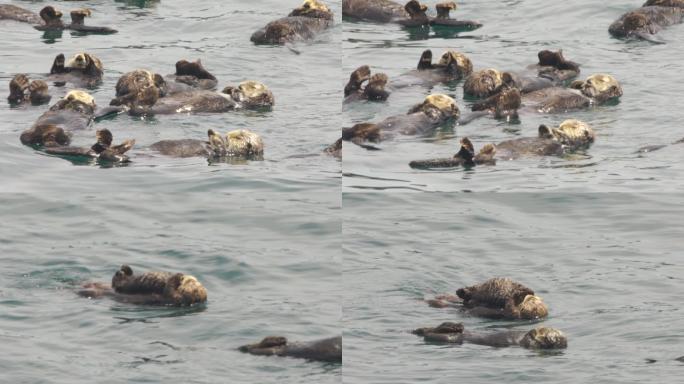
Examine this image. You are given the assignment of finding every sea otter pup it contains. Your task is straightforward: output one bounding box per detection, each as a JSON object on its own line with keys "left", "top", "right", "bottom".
{"left": 344, "top": 65, "right": 390, "bottom": 103}
{"left": 609, "top": 6, "right": 683, "bottom": 43}
{"left": 7, "top": 74, "right": 51, "bottom": 105}
{"left": 20, "top": 90, "right": 97, "bottom": 147}
{"left": 426, "top": 278, "right": 549, "bottom": 320}
{"left": 78, "top": 265, "right": 208, "bottom": 306}
{"left": 48, "top": 53, "right": 104, "bottom": 88}
{"left": 150, "top": 129, "right": 264, "bottom": 159}
{"left": 239, "top": 336, "right": 342, "bottom": 363}
{"left": 429, "top": 2, "right": 482, "bottom": 29}
{"left": 110, "top": 69, "right": 274, "bottom": 115}
{"left": 409, "top": 119, "right": 594, "bottom": 169}
{"left": 523, "top": 74, "right": 623, "bottom": 113}
{"left": 343, "top": 0, "right": 430, "bottom": 26}
{"left": 412, "top": 323, "right": 567, "bottom": 349}
{"left": 43, "top": 129, "right": 135, "bottom": 163}
{"left": 342, "top": 94, "right": 459, "bottom": 145}
{"left": 250, "top": 0, "right": 334, "bottom": 45}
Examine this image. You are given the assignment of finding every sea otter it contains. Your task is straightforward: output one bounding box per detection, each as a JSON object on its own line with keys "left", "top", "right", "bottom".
{"left": 78, "top": 265, "right": 208, "bottom": 306}
{"left": 609, "top": 6, "right": 683, "bottom": 43}
{"left": 167, "top": 59, "right": 218, "bottom": 92}
{"left": 62, "top": 8, "right": 117, "bottom": 34}
{"left": 0, "top": 5, "right": 116, "bottom": 33}
{"left": 48, "top": 53, "right": 104, "bottom": 88}
{"left": 429, "top": 2, "right": 482, "bottom": 29}
{"left": 20, "top": 90, "right": 96, "bottom": 147}
{"left": 412, "top": 323, "right": 567, "bottom": 349}
{"left": 150, "top": 129, "right": 264, "bottom": 159}
{"left": 7, "top": 74, "right": 51, "bottom": 105}
{"left": 344, "top": 65, "right": 390, "bottom": 103}
{"left": 110, "top": 68, "right": 273, "bottom": 115}
{"left": 250, "top": 0, "right": 334, "bottom": 45}
{"left": 342, "top": 94, "right": 459, "bottom": 145}
{"left": 425, "top": 278, "right": 549, "bottom": 320}
{"left": 409, "top": 119, "right": 594, "bottom": 169}
{"left": 522, "top": 74, "right": 623, "bottom": 113}
{"left": 391, "top": 49, "right": 473, "bottom": 89}
{"left": 343, "top": 0, "right": 431, "bottom": 26}
{"left": 239, "top": 336, "right": 342, "bottom": 363}
{"left": 643, "top": 0, "right": 684, "bottom": 6}
{"left": 43, "top": 129, "right": 135, "bottom": 163}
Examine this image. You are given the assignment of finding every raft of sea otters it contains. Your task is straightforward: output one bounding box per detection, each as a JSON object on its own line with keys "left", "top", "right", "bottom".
{"left": 3, "top": 0, "right": 683, "bottom": 365}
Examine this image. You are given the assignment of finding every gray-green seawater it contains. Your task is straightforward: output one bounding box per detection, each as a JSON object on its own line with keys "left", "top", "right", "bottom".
{"left": 1, "top": 0, "right": 341, "bottom": 382}
{"left": 343, "top": 0, "right": 684, "bottom": 192}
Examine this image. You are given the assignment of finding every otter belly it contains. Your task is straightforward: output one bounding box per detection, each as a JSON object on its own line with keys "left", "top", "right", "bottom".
{"left": 150, "top": 139, "right": 211, "bottom": 158}
{"left": 343, "top": 0, "right": 408, "bottom": 22}
{"left": 495, "top": 137, "right": 564, "bottom": 159}
{"left": 251, "top": 16, "right": 332, "bottom": 45}
{"left": 523, "top": 87, "right": 590, "bottom": 113}
{"left": 463, "top": 330, "right": 525, "bottom": 348}
{"left": 376, "top": 113, "right": 438, "bottom": 136}
{"left": 283, "top": 337, "right": 342, "bottom": 363}
{"left": 149, "top": 91, "right": 237, "bottom": 114}
{"left": 0, "top": 5, "right": 42, "bottom": 24}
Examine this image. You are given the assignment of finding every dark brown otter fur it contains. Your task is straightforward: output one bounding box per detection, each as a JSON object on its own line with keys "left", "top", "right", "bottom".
{"left": 644, "top": 0, "right": 684, "bottom": 6}
{"left": 43, "top": 129, "right": 135, "bottom": 163}
{"left": 429, "top": 1, "right": 482, "bottom": 29}
{"left": 251, "top": 0, "right": 334, "bottom": 45}
{"left": 0, "top": 4, "right": 43, "bottom": 24}
{"left": 609, "top": 6, "right": 684, "bottom": 43}
{"left": 7, "top": 74, "right": 51, "bottom": 105}
{"left": 342, "top": 0, "right": 409, "bottom": 22}
{"left": 20, "top": 91, "right": 96, "bottom": 147}
{"left": 344, "top": 66, "right": 390, "bottom": 102}
{"left": 170, "top": 59, "right": 218, "bottom": 91}
{"left": 413, "top": 323, "right": 567, "bottom": 349}
{"left": 324, "top": 138, "right": 342, "bottom": 158}
{"left": 239, "top": 336, "right": 342, "bottom": 363}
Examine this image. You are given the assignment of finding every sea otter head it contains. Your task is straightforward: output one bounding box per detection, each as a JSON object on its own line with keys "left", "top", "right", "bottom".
{"left": 409, "top": 94, "right": 460, "bottom": 121}
{"left": 39, "top": 6, "right": 63, "bottom": 27}
{"left": 571, "top": 74, "right": 622, "bottom": 103}
{"left": 50, "top": 90, "right": 96, "bottom": 114}
{"left": 623, "top": 12, "right": 649, "bottom": 33}
{"left": 111, "top": 70, "right": 166, "bottom": 107}
{"left": 539, "top": 119, "right": 595, "bottom": 147}
{"left": 175, "top": 59, "right": 216, "bottom": 81}
{"left": 20, "top": 124, "right": 71, "bottom": 147}
{"left": 517, "top": 294, "right": 549, "bottom": 320}
{"left": 165, "top": 273, "right": 208, "bottom": 306}
{"left": 238, "top": 336, "right": 288, "bottom": 355}
{"left": 69, "top": 8, "right": 91, "bottom": 25}
{"left": 537, "top": 50, "right": 580, "bottom": 72}
{"left": 345, "top": 65, "right": 371, "bottom": 96}
{"left": 289, "top": 0, "right": 333, "bottom": 20}
{"left": 222, "top": 81, "right": 274, "bottom": 109}
{"left": 435, "top": 2, "right": 457, "bottom": 18}
{"left": 438, "top": 50, "right": 473, "bottom": 80}
{"left": 405, "top": 0, "right": 429, "bottom": 19}
{"left": 224, "top": 129, "right": 265, "bottom": 157}
{"left": 111, "top": 265, "right": 134, "bottom": 289}
{"left": 364, "top": 73, "right": 390, "bottom": 101}
{"left": 464, "top": 68, "right": 505, "bottom": 98}
{"left": 66, "top": 53, "right": 103, "bottom": 76}
{"left": 520, "top": 327, "right": 568, "bottom": 349}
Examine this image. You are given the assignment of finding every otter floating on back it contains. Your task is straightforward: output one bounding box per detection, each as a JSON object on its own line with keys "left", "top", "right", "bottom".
{"left": 0, "top": 5, "right": 117, "bottom": 34}
{"left": 389, "top": 49, "right": 473, "bottom": 89}
{"left": 49, "top": 52, "right": 104, "bottom": 88}
{"left": 150, "top": 129, "right": 264, "bottom": 161}
{"left": 609, "top": 5, "right": 683, "bottom": 44}
{"left": 78, "top": 265, "right": 208, "bottom": 306}
{"left": 413, "top": 322, "right": 567, "bottom": 349}
{"left": 239, "top": 336, "right": 342, "bottom": 363}
{"left": 251, "top": 0, "right": 334, "bottom": 45}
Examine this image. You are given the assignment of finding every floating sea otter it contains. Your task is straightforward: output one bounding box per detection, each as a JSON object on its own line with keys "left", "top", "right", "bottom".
{"left": 7, "top": 74, "right": 51, "bottom": 105}
{"left": 609, "top": 5, "right": 683, "bottom": 43}
{"left": 48, "top": 52, "right": 104, "bottom": 88}
{"left": 251, "top": 0, "right": 334, "bottom": 45}
{"left": 344, "top": 65, "right": 390, "bottom": 103}
{"left": 342, "top": 94, "right": 459, "bottom": 145}
{"left": 425, "top": 278, "right": 549, "bottom": 320}
{"left": 343, "top": 0, "right": 480, "bottom": 28}
{"left": 390, "top": 49, "right": 473, "bottom": 89}
{"left": 20, "top": 90, "right": 95, "bottom": 147}
{"left": 78, "top": 265, "right": 208, "bottom": 306}
{"left": 413, "top": 322, "right": 567, "bottom": 349}
{"left": 150, "top": 129, "right": 264, "bottom": 160}
{"left": 109, "top": 66, "right": 273, "bottom": 116}
{"left": 44, "top": 129, "right": 135, "bottom": 163}
{"left": 409, "top": 120, "right": 595, "bottom": 169}
{"left": 239, "top": 336, "right": 342, "bottom": 363}
{"left": 429, "top": 2, "right": 482, "bottom": 29}
{"left": 0, "top": 5, "right": 117, "bottom": 33}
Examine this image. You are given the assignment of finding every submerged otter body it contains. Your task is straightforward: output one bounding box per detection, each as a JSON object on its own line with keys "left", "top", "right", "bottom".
{"left": 20, "top": 90, "right": 96, "bottom": 147}
{"left": 48, "top": 53, "right": 104, "bottom": 88}
{"left": 239, "top": 336, "right": 342, "bottom": 363}
{"left": 343, "top": 0, "right": 409, "bottom": 22}
{"left": 342, "top": 94, "right": 459, "bottom": 145}
{"left": 150, "top": 129, "right": 264, "bottom": 159}
{"left": 251, "top": 0, "right": 334, "bottom": 45}
{"left": 609, "top": 6, "right": 684, "bottom": 43}
{"left": 78, "top": 265, "right": 208, "bottom": 306}
{"left": 413, "top": 323, "right": 567, "bottom": 349}
{"left": 0, "top": 4, "right": 43, "bottom": 24}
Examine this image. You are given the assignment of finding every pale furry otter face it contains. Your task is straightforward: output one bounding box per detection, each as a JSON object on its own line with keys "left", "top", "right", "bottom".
{"left": 112, "top": 70, "right": 166, "bottom": 107}
{"left": 289, "top": 0, "right": 333, "bottom": 19}
{"left": 66, "top": 53, "right": 103, "bottom": 74}
{"left": 207, "top": 129, "right": 264, "bottom": 157}
{"left": 223, "top": 81, "right": 274, "bottom": 109}
{"left": 166, "top": 274, "right": 208, "bottom": 305}
{"left": 408, "top": 94, "right": 460, "bottom": 121}
{"left": 540, "top": 119, "right": 595, "bottom": 147}
{"left": 571, "top": 74, "right": 623, "bottom": 103}
{"left": 464, "top": 69, "right": 504, "bottom": 98}
{"left": 50, "top": 90, "right": 96, "bottom": 114}
{"left": 517, "top": 295, "right": 549, "bottom": 319}
{"left": 520, "top": 327, "right": 567, "bottom": 349}
{"left": 438, "top": 51, "right": 473, "bottom": 79}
